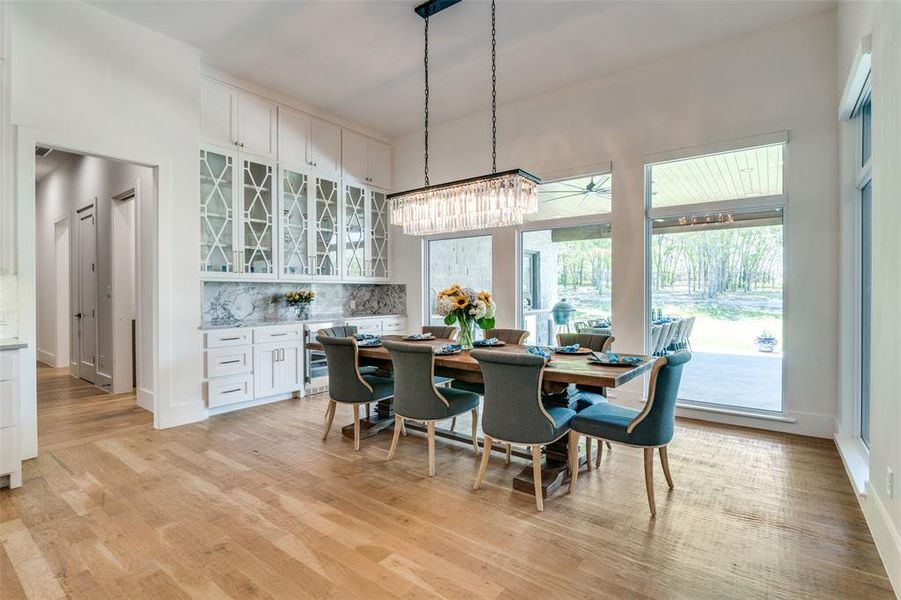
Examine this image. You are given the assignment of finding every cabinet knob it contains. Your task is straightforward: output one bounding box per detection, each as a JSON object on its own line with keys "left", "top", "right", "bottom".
{"left": 239, "top": 142, "right": 245, "bottom": 148}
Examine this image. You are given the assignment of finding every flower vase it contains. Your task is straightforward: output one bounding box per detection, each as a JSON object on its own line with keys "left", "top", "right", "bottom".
{"left": 295, "top": 303, "right": 310, "bottom": 321}
{"left": 458, "top": 319, "right": 476, "bottom": 349}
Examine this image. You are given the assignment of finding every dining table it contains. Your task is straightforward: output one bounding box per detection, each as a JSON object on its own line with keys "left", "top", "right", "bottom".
{"left": 305, "top": 335, "right": 654, "bottom": 499}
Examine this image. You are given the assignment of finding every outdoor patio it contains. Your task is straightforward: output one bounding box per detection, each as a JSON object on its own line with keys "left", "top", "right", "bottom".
{"left": 677, "top": 350, "right": 783, "bottom": 412}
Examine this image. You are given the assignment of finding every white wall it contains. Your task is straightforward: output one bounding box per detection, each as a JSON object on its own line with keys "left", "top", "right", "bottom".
{"left": 35, "top": 154, "right": 151, "bottom": 392}
{"left": 9, "top": 0, "right": 204, "bottom": 457}
{"left": 393, "top": 10, "right": 839, "bottom": 437}
{"left": 837, "top": 1, "right": 900, "bottom": 590}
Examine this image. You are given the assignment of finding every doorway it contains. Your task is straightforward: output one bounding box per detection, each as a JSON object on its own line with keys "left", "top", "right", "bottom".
{"left": 74, "top": 203, "right": 101, "bottom": 385}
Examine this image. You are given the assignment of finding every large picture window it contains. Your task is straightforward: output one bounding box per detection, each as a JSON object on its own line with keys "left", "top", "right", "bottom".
{"left": 647, "top": 140, "right": 786, "bottom": 413}
{"left": 856, "top": 85, "right": 872, "bottom": 446}
{"left": 426, "top": 235, "right": 492, "bottom": 326}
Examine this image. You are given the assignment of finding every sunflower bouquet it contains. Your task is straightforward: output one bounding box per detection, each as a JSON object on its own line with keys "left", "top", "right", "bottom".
{"left": 435, "top": 284, "right": 496, "bottom": 348}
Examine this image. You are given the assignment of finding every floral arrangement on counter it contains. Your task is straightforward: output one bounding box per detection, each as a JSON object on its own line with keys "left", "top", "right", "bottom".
{"left": 284, "top": 290, "right": 316, "bottom": 320}
{"left": 435, "top": 284, "right": 496, "bottom": 348}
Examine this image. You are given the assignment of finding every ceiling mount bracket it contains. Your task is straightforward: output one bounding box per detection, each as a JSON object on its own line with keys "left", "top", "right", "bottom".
{"left": 414, "top": 0, "right": 462, "bottom": 20}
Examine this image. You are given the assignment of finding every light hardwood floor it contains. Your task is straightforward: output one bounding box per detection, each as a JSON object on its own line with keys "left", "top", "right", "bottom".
{"left": 0, "top": 365, "right": 894, "bottom": 599}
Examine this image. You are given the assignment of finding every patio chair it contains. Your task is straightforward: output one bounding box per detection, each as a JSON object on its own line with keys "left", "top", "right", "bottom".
{"left": 683, "top": 316, "right": 696, "bottom": 350}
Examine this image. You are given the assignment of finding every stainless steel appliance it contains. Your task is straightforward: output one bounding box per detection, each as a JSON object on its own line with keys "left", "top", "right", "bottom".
{"left": 304, "top": 321, "right": 336, "bottom": 393}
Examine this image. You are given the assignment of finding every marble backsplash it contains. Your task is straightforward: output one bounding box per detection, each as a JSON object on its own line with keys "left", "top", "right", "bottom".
{"left": 202, "top": 282, "right": 406, "bottom": 327}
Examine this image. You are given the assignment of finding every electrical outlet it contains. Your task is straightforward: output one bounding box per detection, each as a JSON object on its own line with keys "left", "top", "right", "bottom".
{"left": 887, "top": 467, "right": 894, "bottom": 499}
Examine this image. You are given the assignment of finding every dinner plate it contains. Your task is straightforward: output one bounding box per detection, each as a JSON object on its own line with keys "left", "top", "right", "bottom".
{"left": 473, "top": 340, "right": 506, "bottom": 347}
{"left": 403, "top": 334, "right": 435, "bottom": 341}
{"left": 554, "top": 347, "right": 592, "bottom": 355}
{"left": 587, "top": 354, "right": 644, "bottom": 367}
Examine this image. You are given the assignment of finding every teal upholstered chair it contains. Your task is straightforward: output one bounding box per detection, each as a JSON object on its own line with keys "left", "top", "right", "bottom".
{"left": 556, "top": 332, "right": 616, "bottom": 468}
{"left": 383, "top": 340, "right": 480, "bottom": 476}
{"left": 422, "top": 325, "right": 458, "bottom": 340}
{"left": 568, "top": 350, "right": 691, "bottom": 516}
{"left": 471, "top": 350, "right": 576, "bottom": 511}
{"left": 318, "top": 335, "right": 395, "bottom": 451}
{"left": 318, "top": 324, "right": 380, "bottom": 420}
{"left": 484, "top": 328, "right": 529, "bottom": 344}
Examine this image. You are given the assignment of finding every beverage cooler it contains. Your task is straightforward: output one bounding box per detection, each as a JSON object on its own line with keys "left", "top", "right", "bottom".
{"left": 303, "top": 321, "right": 335, "bottom": 393}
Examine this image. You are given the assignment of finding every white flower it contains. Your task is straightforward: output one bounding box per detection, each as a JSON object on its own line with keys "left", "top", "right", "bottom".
{"left": 469, "top": 299, "right": 488, "bottom": 319}
{"left": 436, "top": 295, "right": 456, "bottom": 316}
{"left": 485, "top": 297, "right": 497, "bottom": 319}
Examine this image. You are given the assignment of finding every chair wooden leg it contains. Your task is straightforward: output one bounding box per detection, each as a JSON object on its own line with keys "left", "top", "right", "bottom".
{"left": 596, "top": 437, "right": 604, "bottom": 467}
{"left": 400, "top": 418, "right": 407, "bottom": 436}
{"left": 532, "top": 445, "right": 544, "bottom": 512}
{"left": 504, "top": 444, "right": 511, "bottom": 465}
{"left": 606, "top": 440, "right": 612, "bottom": 450}
{"left": 323, "top": 400, "right": 337, "bottom": 441}
{"left": 586, "top": 437, "right": 593, "bottom": 472}
{"left": 449, "top": 417, "right": 456, "bottom": 432}
{"left": 470, "top": 409, "right": 479, "bottom": 455}
{"left": 352, "top": 404, "right": 361, "bottom": 451}
{"left": 643, "top": 447, "right": 656, "bottom": 517}
{"left": 427, "top": 421, "right": 436, "bottom": 476}
{"left": 365, "top": 402, "right": 372, "bottom": 422}
{"left": 474, "top": 435, "right": 492, "bottom": 489}
{"left": 387, "top": 416, "right": 403, "bottom": 460}
{"left": 659, "top": 446, "right": 674, "bottom": 489}
{"left": 567, "top": 431, "right": 579, "bottom": 494}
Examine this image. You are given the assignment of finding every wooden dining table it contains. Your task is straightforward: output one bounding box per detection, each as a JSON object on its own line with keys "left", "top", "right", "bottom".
{"left": 306, "top": 335, "right": 654, "bottom": 498}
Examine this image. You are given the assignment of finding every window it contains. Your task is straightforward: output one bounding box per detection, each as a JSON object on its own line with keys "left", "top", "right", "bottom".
{"left": 520, "top": 224, "right": 612, "bottom": 346}
{"left": 647, "top": 140, "right": 786, "bottom": 413}
{"left": 426, "top": 235, "right": 492, "bottom": 326}
{"left": 528, "top": 173, "right": 611, "bottom": 221}
{"left": 855, "top": 84, "right": 872, "bottom": 446}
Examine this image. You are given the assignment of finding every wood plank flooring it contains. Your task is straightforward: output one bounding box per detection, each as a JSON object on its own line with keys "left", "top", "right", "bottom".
{"left": 0, "top": 365, "right": 894, "bottom": 599}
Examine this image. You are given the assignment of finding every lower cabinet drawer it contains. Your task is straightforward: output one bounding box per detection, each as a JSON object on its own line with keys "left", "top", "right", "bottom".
{"left": 206, "top": 329, "right": 252, "bottom": 349}
{"left": 253, "top": 325, "right": 302, "bottom": 344}
{"left": 0, "top": 427, "right": 19, "bottom": 475}
{"left": 382, "top": 317, "right": 406, "bottom": 333}
{"left": 207, "top": 375, "right": 254, "bottom": 408}
{"left": 205, "top": 346, "right": 253, "bottom": 378}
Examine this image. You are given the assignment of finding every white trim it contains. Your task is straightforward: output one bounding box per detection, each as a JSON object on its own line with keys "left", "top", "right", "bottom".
{"left": 647, "top": 194, "right": 785, "bottom": 221}
{"left": 835, "top": 433, "right": 870, "bottom": 495}
{"left": 644, "top": 130, "right": 789, "bottom": 166}
{"left": 537, "top": 161, "right": 612, "bottom": 184}
{"left": 862, "top": 480, "right": 901, "bottom": 595}
{"left": 839, "top": 35, "right": 873, "bottom": 120}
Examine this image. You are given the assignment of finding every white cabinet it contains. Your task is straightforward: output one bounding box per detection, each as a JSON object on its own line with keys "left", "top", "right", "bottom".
{"left": 253, "top": 341, "right": 302, "bottom": 398}
{"left": 0, "top": 348, "right": 21, "bottom": 489}
{"left": 200, "top": 145, "right": 276, "bottom": 278}
{"left": 279, "top": 107, "right": 312, "bottom": 167}
{"left": 342, "top": 130, "right": 391, "bottom": 189}
{"left": 238, "top": 92, "right": 278, "bottom": 159}
{"left": 311, "top": 119, "right": 342, "bottom": 177}
{"left": 343, "top": 184, "right": 389, "bottom": 280}
{"left": 201, "top": 78, "right": 277, "bottom": 159}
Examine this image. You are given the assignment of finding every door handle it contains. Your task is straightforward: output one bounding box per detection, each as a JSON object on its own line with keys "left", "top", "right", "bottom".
{"left": 75, "top": 313, "right": 83, "bottom": 319}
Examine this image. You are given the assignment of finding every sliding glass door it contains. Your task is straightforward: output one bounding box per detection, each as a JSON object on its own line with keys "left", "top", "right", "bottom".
{"left": 647, "top": 141, "right": 786, "bottom": 413}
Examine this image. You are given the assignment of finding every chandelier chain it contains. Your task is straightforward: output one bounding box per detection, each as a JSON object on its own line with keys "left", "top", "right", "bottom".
{"left": 491, "top": 0, "right": 497, "bottom": 174}
{"left": 424, "top": 15, "right": 430, "bottom": 186}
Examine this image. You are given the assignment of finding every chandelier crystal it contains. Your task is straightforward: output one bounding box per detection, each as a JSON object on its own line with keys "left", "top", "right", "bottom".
{"left": 389, "top": 0, "right": 541, "bottom": 236}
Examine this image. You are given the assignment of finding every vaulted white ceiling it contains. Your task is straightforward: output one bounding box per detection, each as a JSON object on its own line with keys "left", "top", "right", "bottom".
{"left": 91, "top": 0, "right": 835, "bottom": 138}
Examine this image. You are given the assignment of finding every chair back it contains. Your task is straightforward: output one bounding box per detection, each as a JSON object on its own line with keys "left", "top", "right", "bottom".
{"left": 484, "top": 328, "right": 529, "bottom": 344}
{"left": 627, "top": 350, "right": 691, "bottom": 446}
{"left": 556, "top": 332, "right": 614, "bottom": 352}
{"left": 471, "top": 350, "right": 557, "bottom": 444}
{"left": 654, "top": 322, "right": 672, "bottom": 354}
{"left": 580, "top": 326, "right": 612, "bottom": 336}
{"left": 663, "top": 320, "right": 680, "bottom": 350}
{"left": 316, "top": 335, "right": 372, "bottom": 402}
{"left": 318, "top": 325, "right": 358, "bottom": 338}
{"left": 422, "top": 325, "right": 457, "bottom": 340}
{"left": 382, "top": 340, "right": 449, "bottom": 420}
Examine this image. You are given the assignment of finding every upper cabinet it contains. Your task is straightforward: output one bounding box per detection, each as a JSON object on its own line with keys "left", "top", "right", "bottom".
{"left": 200, "top": 77, "right": 391, "bottom": 282}
{"left": 201, "top": 78, "right": 277, "bottom": 159}
{"left": 279, "top": 107, "right": 341, "bottom": 178}
{"left": 342, "top": 131, "right": 392, "bottom": 189}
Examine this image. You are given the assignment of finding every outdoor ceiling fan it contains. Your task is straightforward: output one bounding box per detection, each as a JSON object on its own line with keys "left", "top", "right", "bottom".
{"left": 538, "top": 174, "right": 612, "bottom": 206}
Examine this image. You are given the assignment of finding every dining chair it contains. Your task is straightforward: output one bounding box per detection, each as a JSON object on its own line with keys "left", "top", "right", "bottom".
{"left": 317, "top": 335, "right": 396, "bottom": 451}
{"left": 654, "top": 322, "right": 673, "bottom": 355}
{"left": 567, "top": 350, "right": 691, "bottom": 517}
{"left": 383, "top": 340, "right": 480, "bottom": 476}
{"left": 580, "top": 326, "right": 612, "bottom": 336}
{"left": 484, "top": 328, "right": 530, "bottom": 344}
{"left": 683, "top": 316, "right": 696, "bottom": 350}
{"left": 662, "top": 319, "right": 681, "bottom": 353}
{"left": 318, "top": 324, "right": 379, "bottom": 419}
{"left": 471, "top": 350, "right": 577, "bottom": 511}
{"left": 422, "top": 325, "right": 458, "bottom": 340}
{"left": 556, "top": 332, "right": 616, "bottom": 469}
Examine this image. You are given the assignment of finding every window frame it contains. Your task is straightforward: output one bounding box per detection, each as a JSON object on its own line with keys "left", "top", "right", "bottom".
{"left": 853, "top": 77, "right": 873, "bottom": 448}
{"left": 421, "top": 232, "right": 494, "bottom": 327}
{"left": 644, "top": 133, "right": 789, "bottom": 416}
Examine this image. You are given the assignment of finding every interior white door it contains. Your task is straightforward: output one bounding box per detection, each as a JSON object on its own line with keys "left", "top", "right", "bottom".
{"left": 310, "top": 119, "right": 342, "bottom": 176}
{"left": 238, "top": 92, "right": 277, "bottom": 159}
{"left": 279, "top": 107, "right": 311, "bottom": 167}
{"left": 341, "top": 130, "right": 368, "bottom": 184}
{"left": 368, "top": 139, "right": 392, "bottom": 189}
{"left": 76, "top": 205, "right": 99, "bottom": 384}
{"left": 200, "top": 78, "right": 237, "bottom": 147}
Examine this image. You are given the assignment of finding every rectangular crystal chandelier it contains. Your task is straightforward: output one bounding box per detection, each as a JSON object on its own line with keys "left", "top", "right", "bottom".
{"left": 389, "top": 169, "right": 540, "bottom": 236}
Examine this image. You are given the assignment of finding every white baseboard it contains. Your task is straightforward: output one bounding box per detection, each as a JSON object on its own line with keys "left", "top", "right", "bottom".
{"left": 862, "top": 481, "right": 901, "bottom": 596}
{"left": 136, "top": 387, "right": 153, "bottom": 412}
{"left": 206, "top": 391, "right": 299, "bottom": 417}
{"left": 36, "top": 349, "right": 55, "bottom": 366}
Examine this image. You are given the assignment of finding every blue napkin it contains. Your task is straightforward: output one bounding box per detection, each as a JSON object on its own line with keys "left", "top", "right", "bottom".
{"left": 589, "top": 351, "right": 642, "bottom": 364}
{"left": 406, "top": 332, "right": 434, "bottom": 340}
{"left": 435, "top": 343, "right": 462, "bottom": 354}
{"left": 474, "top": 337, "right": 500, "bottom": 346}
{"left": 527, "top": 346, "right": 552, "bottom": 362}
{"left": 358, "top": 337, "right": 382, "bottom": 347}
{"left": 555, "top": 343, "right": 580, "bottom": 353}
{"left": 354, "top": 333, "right": 375, "bottom": 340}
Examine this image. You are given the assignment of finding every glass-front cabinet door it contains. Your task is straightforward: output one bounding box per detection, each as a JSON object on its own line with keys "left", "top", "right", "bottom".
{"left": 343, "top": 184, "right": 367, "bottom": 278}
{"left": 312, "top": 175, "right": 340, "bottom": 278}
{"left": 239, "top": 157, "right": 276, "bottom": 277}
{"left": 369, "top": 189, "right": 389, "bottom": 279}
{"left": 200, "top": 147, "right": 237, "bottom": 274}
{"left": 279, "top": 166, "right": 311, "bottom": 277}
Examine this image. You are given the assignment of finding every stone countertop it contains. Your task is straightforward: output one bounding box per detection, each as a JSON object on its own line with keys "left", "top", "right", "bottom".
{"left": 0, "top": 338, "right": 27, "bottom": 351}
{"left": 199, "top": 314, "right": 407, "bottom": 331}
